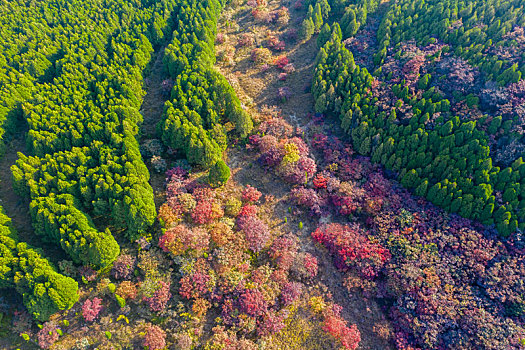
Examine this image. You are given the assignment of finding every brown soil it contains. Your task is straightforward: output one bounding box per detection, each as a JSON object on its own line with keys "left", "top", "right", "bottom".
{"left": 140, "top": 48, "right": 170, "bottom": 207}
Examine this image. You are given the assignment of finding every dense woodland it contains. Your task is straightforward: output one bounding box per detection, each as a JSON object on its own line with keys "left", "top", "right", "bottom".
{"left": 0, "top": 0, "right": 525, "bottom": 349}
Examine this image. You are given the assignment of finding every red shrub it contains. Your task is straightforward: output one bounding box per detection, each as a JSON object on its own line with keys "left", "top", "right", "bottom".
{"left": 323, "top": 315, "right": 361, "bottom": 350}
{"left": 242, "top": 185, "right": 262, "bottom": 203}
{"left": 312, "top": 224, "right": 390, "bottom": 278}
{"left": 274, "top": 56, "right": 289, "bottom": 69}
{"left": 192, "top": 200, "right": 223, "bottom": 225}
{"left": 239, "top": 289, "right": 268, "bottom": 317}
{"left": 314, "top": 173, "right": 328, "bottom": 189}
{"left": 268, "top": 35, "right": 285, "bottom": 51}
{"left": 238, "top": 204, "right": 258, "bottom": 218}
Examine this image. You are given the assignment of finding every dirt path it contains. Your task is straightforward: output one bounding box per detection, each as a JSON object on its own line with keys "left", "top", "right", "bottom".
{"left": 141, "top": 49, "right": 168, "bottom": 140}
{"left": 219, "top": 2, "right": 393, "bottom": 349}
{"left": 140, "top": 48, "right": 171, "bottom": 207}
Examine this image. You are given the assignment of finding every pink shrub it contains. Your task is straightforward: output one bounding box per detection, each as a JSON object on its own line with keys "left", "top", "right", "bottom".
{"left": 293, "top": 252, "right": 318, "bottom": 278}
{"left": 143, "top": 325, "right": 167, "bottom": 350}
{"left": 238, "top": 33, "right": 255, "bottom": 47}
{"left": 242, "top": 185, "right": 262, "bottom": 203}
{"left": 238, "top": 216, "right": 271, "bottom": 252}
{"left": 269, "top": 236, "right": 298, "bottom": 271}
{"left": 291, "top": 187, "right": 322, "bottom": 215}
{"left": 216, "top": 33, "right": 226, "bottom": 44}
{"left": 280, "top": 281, "right": 303, "bottom": 306}
{"left": 37, "top": 322, "right": 59, "bottom": 349}
{"left": 82, "top": 297, "right": 103, "bottom": 322}
{"left": 179, "top": 271, "right": 211, "bottom": 300}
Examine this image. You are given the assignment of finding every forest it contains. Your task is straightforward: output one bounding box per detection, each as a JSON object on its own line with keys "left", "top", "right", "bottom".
{"left": 0, "top": 0, "right": 524, "bottom": 349}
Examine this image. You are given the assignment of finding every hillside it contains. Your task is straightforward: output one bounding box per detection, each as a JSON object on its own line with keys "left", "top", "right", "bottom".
{"left": 1, "top": 0, "right": 525, "bottom": 349}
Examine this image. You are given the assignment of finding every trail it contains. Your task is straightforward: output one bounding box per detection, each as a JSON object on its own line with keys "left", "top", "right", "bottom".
{"left": 140, "top": 48, "right": 171, "bottom": 208}
{"left": 217, "top": 1, "right": 393, "bottom": 349}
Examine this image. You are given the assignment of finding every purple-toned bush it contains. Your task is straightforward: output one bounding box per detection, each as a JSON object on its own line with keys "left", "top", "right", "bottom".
{"left": 257, "top": 117, "right": 293, "bottom": 138}
{"left": 143, "top": 281, "right": 171, "bottom": 312}
{"left": 82, "top": 297, "right": 103, "bottom": 322}
{"left": 257, "top": 311, "right": 286, "bottom": 336}
{"left": 111, "top": 254, "right": 136, "bottom": 280}
{"left": 277, "top": 86, "right": 292, "bottom": 102}
{"left": 291, "top": 187, "right": 322, "bottom": 215}
{"left": 282, "top": 156, "right": 317, "bottom": 184}
{"left": 238, "top": 216, "right": 271, "bottom": 252}
{"left": 143, "top": 324, "right": 167, "bottom": 350}
{"left": 269, "top": 236, "right": 298, "bottom": 271}
{"left": 37, "top": 322, "right": 59, "bottom": 349}
{"left": 280, "top": 281, "right": 303, "bottom": 306}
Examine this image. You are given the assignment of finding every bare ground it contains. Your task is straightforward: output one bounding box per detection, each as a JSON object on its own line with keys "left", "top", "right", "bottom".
{"left": 140, "top": 48, "right": 170, "bottom": 207}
